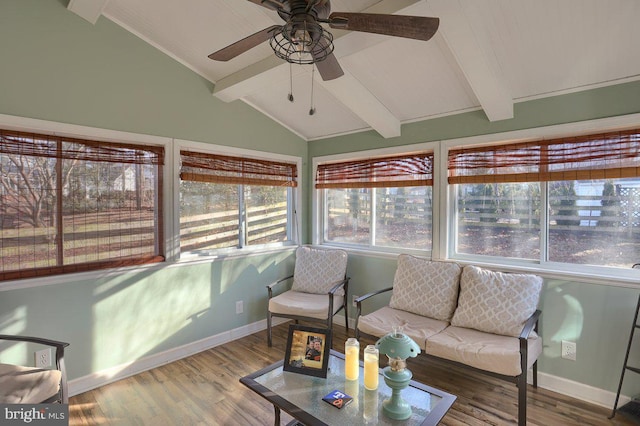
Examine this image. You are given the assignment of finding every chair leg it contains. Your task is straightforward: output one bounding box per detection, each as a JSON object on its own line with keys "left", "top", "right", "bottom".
{"left": 518, "top": 373, "right": 527, "bottom": 426}
{"left": 344, "top": 300, "right": 349, "bottom": 333}
{"left": 267, "top": 312, "right": 273, "bottom": 347}
{"left": 344, "top": 313, "right": 349, "bottom": 334}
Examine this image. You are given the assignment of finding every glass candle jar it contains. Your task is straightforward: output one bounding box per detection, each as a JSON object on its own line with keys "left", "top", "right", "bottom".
{"left": 345, "top": 337, "right": 359, "bottom": 380}
{"left": 363, "top": 344, "right": 379, "bottom": 390}
{"left": 363, "top": 388, "right": 379, "bottom": 424}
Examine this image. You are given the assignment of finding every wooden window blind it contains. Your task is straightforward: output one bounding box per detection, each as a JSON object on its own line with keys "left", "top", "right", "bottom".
{"left": 448, "top": 129, "right": 640, "bottom": 184}
{"left": 180, "top": 150, "right": 297, "bottom": 187}
{"left": 0, "top": 129, "right": 164, "bottom": 282}
{"left": 315, "top": 152, "right": 434, "bottom": 189}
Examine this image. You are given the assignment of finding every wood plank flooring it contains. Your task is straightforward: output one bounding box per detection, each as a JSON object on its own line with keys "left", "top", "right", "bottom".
{"left": 69, "top": 323, "right": 636, "bottom": 425}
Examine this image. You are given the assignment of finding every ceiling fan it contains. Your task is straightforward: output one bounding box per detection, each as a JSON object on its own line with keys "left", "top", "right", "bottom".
{"left": 208, "top": 0, "right": 440, "bottom": 81}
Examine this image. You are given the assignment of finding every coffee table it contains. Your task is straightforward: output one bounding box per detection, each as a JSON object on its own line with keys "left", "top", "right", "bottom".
{"left": 240, "top": 349, "right": 456, "bottom": 425}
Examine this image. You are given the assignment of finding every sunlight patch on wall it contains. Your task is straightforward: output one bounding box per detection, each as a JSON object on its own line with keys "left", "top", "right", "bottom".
{"left": 0, "top": 306, "right": 28, "bottom": 363}
{"left": 547, "top": 290, "right": 584, "bottom": 358}
{"left": 91, "top": 267, "right": 211, "bottom": 372}
{"left": 219, "top": 250, "right": 293, "bottom": 294}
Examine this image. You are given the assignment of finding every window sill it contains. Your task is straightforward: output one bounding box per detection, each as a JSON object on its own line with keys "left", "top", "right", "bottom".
{"left": 0, "top": 246, "right": 298, "bottom": 292}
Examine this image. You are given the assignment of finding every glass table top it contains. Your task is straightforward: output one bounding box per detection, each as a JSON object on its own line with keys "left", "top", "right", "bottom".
{"left": 240, "top": 350, "right": 456, "bottom": 426}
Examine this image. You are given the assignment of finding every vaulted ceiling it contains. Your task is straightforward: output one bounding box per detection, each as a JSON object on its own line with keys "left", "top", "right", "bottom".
{"left": 67, "top": 0, "right": 640, "bottom": 141}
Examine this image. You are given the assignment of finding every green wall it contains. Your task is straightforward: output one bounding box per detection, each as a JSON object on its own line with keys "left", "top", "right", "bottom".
{"left": 0, "top": 0, "right": 303, "bottom": 381}
{"left": 1, "top": 0, "right": 640, "bottom": 403}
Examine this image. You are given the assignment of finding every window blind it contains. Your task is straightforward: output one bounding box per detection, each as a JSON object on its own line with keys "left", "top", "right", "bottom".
{"left": 0, "top": 129, "right": 164, "bottom": 281}
{"left": 180, "top": 150, "right": 297, "bottom": 187}
{"left": 448, "top": 129, "right": 640, "bottom": 184}
{"left": 0, "top": 129, "right": 164, "bottom": 165}
{"left": 315, "top": 152, "right": 434, "bottom": 189}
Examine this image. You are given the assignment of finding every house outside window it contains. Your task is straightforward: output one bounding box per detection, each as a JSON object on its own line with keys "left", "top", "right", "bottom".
{"left": 178, "top": 149, "right": 298, "bottom": 255}
{"left": 315, "top": 151, "right": 434, "bottom": 254}
{"left": 448, "top": 129, "right": 640, "bottom": 270}
{"left": 0, "top": 129, "right": 164, "bottom": 282}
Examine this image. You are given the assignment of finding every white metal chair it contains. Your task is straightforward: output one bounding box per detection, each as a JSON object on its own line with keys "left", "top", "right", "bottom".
{"left": 267, "top": 246, "right": 349, "bottom": 347}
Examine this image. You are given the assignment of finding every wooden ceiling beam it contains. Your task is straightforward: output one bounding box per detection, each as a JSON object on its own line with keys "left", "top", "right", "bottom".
{"left": 426, "top": 0, "right": 514, "bottom": 122}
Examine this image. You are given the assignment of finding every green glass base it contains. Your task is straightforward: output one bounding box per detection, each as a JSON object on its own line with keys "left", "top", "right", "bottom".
{"left": 381, "top": 366, "right": 414, "bottom": 420}
{"left": 382, "top": 397, "right": 412, "bottom": 420}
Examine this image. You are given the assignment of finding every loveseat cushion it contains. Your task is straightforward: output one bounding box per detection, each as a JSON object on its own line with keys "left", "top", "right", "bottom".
{"left": 425, "top": 326, "right": 543, "bottom": 376}
{"left": 388, "top": 255, "right": 462, "bottom": 322}
{"left": 291, "top": 246, "right": 348, "bottom": 296}
{"left": 0, "top": 363, "right": 61, "bottom": 403}
{"left": 451, "top": 265, "right": 542, "bottom": 337}
{"left": 358, "top": 306, "right": 449, "bottom": 350}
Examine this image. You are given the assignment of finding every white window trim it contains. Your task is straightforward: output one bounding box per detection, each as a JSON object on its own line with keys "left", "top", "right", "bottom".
{"left": 312, "top": 141, "right": 440, "bottom": 256}
{"left": 0, "top": 114, "right": 303, "bottom": 291}
{"left": 440, "top": 112, "right": 640, "bottom": 285}
{"left": 0, "top": 114, "right": 173, "bottom": 292}
{"left": 172, "top": 138, "right": 303, "bottom": 262}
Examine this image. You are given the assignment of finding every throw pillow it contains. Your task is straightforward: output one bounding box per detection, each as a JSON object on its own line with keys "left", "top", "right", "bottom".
{"left": 389, "top": 255, "right": 462, "bottom": 322}
{"left": 451, "top": 265, "right": 543, "bottom": 337}
{"left": 291, "top": 246, "right": 348, "bottom": 295}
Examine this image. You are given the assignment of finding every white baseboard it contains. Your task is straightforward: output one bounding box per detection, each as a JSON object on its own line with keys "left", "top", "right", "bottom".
{"left": 70, "top": 314, "right": 630, "bottom": 413}
{"left": 537, "top": 371, "right": 629, "bottom": 410}
{"left": 68, "top": 317, "right": 288, "bottom": 397}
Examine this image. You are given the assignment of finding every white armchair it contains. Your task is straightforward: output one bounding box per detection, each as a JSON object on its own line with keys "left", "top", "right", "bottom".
{"left": 267, "top": 246, "right": 349, "bottom": 347}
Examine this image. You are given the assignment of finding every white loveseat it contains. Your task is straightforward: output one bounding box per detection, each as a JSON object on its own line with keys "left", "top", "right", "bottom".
{"left": 355, "top": 254, "right": 543, "bottom": 426}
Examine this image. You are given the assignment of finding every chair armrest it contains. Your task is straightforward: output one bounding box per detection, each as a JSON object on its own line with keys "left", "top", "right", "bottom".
{"left": 353, "top": 287, "right": 393, "bottom": 339}
{"left": 266, "top": 274, "right": 294, "bottom": 298}
{"left": 355, "top": 287, "right": 394, "bottom": 305}
{"left": 356, "top": 287, "right": 393, "bottom": 320}
{"left": 518, "top": 309, "right": 542, "bottom": 340}
{"left": 0, "top": 334, "right": 69, "bottom": 351}
{"left": 0, "top": 334, "right": 70, "bottom": 402}
{"left": 328, "top": 277, "right": 350, "bottom": 295}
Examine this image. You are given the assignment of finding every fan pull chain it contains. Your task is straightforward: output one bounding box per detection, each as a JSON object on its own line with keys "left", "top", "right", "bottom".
{"left": 309, "top": 65, "right": 316, "bottom": 115}
{"left": 288, "top": 63, "right": 294, "bottom": 102}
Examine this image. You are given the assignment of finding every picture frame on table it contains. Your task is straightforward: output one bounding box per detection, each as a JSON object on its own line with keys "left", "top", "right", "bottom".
{"left": 283, "top": 324, "right": 331, "bottom": 378}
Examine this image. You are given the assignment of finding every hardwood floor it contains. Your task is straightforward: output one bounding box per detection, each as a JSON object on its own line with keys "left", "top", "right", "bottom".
{"left": 70, "top": 323, "right": 636, "bottom": 425}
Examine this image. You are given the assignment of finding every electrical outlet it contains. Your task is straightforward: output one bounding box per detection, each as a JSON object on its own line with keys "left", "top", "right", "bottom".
{"left": 561, "top": 340, "right": 577, "bottom": 361}
{"left": 352, "top": 295, "right": 360, "bottom": 308}
{"left": 236, "top": 300, "right": 243, "bottom": 314}
{"left": 35, "top": 348, "right": 52, "bottom": 368}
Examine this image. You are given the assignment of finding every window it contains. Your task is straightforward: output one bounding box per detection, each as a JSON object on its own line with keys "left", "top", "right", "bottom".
{"left": 179, "top": 150, "right": 297, "bottom": 254}
{"left": 0, "top": 129, "right": 164, "bottom": 281}
{"left": 316, "top": 152, "right": 434, "bottom": 252}
{"left": 449, "top": 129, "right": 640, "bottom": 269}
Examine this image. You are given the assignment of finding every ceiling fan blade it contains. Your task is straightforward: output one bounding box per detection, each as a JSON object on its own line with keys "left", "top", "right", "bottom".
{"left": 328, "top": 13, "right": 439, "bottom": 41}
{"left": 311, "top": 36, "right": 343, "bottom": 81}
{"left": 314, "top": 52, "right": 344, "bottom": 81}
{"left": 209, "top": 25, "right": 280, "bottom": 61}
{"left": 246, "top": 0, "right": 284, "bottom": 11}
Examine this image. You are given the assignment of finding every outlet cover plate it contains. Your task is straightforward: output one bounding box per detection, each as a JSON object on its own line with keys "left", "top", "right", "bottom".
{"left": 35, "top": 348, "right": 52, "bottom": 368}
{"left": 561, "top": 340, "right": 576, "bottom": 361}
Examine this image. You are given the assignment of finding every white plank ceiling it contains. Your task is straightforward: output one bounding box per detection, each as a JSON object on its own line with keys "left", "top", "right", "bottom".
{"left": 68, "top": 0, "right": 640, "bottom": 141}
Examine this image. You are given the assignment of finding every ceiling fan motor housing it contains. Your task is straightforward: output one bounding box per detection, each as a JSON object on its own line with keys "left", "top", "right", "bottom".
{"left": 270, "top": 0, "right": 334, "bottom": 64}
